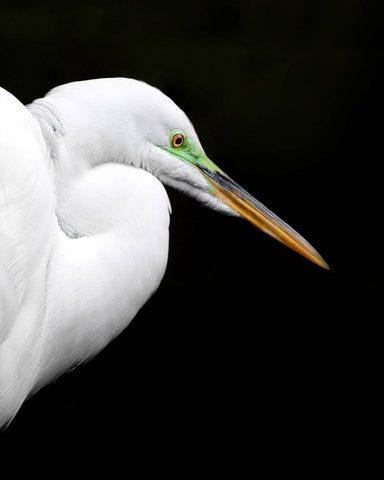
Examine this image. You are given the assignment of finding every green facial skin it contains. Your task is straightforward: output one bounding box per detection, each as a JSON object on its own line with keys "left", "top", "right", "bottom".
{"left": 160, "top": 130, "right": 222, "bottom": 191}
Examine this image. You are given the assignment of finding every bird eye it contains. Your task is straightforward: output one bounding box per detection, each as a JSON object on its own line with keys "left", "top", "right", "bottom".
{"left": 172, "top": 133, "right": 185, "bottom": 148}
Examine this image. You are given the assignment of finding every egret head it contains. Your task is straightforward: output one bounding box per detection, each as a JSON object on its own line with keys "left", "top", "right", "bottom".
{"left": 121, "top": 80, "right": 328, "bottom": 270}
{"left": 37, "top": 78, "right": 328, "bottom": 269}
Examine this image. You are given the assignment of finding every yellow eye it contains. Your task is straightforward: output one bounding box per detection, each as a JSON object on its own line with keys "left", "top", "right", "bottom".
{"left": 172, "top": 133, "right": 185, "bottom": 148}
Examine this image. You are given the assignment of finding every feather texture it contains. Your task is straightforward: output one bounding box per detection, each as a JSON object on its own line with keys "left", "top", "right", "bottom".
{"left": 0, "top": 82, "right": 172, "bottom": 427}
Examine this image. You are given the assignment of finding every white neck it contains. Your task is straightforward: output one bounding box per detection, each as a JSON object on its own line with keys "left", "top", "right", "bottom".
{"left": 1, "top": 84, "right": 172, "bottom": 425}
{"left": 35, "top": 162, "right": 171, "bottom": 390}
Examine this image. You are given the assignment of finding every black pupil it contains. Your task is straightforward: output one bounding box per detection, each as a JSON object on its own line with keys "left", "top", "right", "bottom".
{"left": 175, "top": 136, "right": 183, "bottom": 145}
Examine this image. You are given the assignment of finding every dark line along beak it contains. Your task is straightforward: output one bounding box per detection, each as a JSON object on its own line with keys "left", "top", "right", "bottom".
{"left": 198, "top": 166, "right": 329, "bottom": 270}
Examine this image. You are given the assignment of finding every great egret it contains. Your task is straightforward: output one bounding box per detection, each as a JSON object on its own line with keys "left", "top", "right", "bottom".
{"left": 0, "top": 78, "right": 328, "bottom": 428}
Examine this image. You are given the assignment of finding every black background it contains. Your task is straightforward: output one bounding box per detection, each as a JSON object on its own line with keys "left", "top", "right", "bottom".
{"left": 0, "top": 0, "right": 382, "bottom": 471}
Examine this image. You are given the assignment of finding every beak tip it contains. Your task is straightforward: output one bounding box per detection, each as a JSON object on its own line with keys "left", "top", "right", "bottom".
{"left": 314, "top": 255, "right": 332, "bottom": 271}
{"left": 322, "top": 260, "right": 332, "bottom": 271}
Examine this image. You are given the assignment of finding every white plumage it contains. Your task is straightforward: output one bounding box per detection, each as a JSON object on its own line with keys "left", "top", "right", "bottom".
{"left": 0, "top": 78, "right": 327, "bottom": 428}
{"left": 0, "top": 78, "right": 230, "bottom": 427}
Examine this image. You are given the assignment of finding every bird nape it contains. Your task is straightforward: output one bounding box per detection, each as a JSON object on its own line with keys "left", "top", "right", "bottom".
{"left": 0, "top": 77, "right": 328, "bottom": 428}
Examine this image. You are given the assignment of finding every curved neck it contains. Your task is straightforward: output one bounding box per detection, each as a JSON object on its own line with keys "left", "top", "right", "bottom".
{"left": 28, "top": 92, "right": 153, "bottom": 238}
{"left": 35, "top": 163, "right": 171, "bottom": 389}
